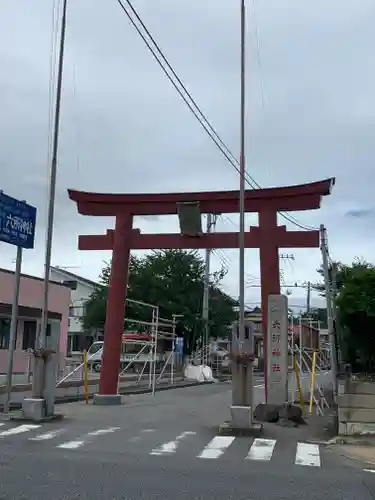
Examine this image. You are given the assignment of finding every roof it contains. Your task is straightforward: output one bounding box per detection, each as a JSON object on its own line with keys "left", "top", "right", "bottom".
{"left": 50, "top": 266, "right": 97, "bottom": 288}
{"left": 68, "top": 178, "right": 335, "bottom": 216}
{"left": 0, "top": 267, "right": 71, "bottom": 289}
{"left": 288, "top": 324, "right": 320, "bottom": 335}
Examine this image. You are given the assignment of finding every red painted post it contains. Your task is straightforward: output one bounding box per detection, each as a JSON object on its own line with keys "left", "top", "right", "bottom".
{"left": 99, "top": 213, "right": 133, "bottom": 395}
{"left": 258, "top": 208, "right": 281, "bottom": 402}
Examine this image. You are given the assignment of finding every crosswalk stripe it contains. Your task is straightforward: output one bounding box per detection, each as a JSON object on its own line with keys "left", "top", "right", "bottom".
{"left": 246, "top": 438, "right": 276, "bottom": 461}
{"left": 57, "top": 440, "right": 85, "bottom": 450}
{"left": 57, "top": 427, "right": 121, "bottom": 450}
{"left": 197, "top": 436, "right": 235, "bottom": 459}
{"left": 29, "top": 429, "right": 65, "bottom": 441}
{"left": 86, "top": 427, "right": 121, "bottom": 436}
{"left": 0, "top": 424, "right": 41, "bottom": 437}
{"left": 295, "top": 442, "right": 321, "bottom": 467}
{"left": 150, "top": 431, "right": 196, "bottom": 456}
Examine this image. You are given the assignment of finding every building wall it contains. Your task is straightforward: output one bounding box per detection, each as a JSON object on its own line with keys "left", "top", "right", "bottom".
{"left": 50, "top": 269, "right": 94, "bottom": 334}
{"left": 68, "top": 282, "right": 94, "bottom": 334}
{"left": 0, "top": 270, "right": 70, "bottom": 373}
{"left": 49, "top": 269, "right": 96, "bottom": 354}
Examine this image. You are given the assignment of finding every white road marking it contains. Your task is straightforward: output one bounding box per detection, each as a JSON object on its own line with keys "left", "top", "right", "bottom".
{"left": 295, "top": 442, "right": 321, "bottom": 467}
{"left": 86, "top": 427, "right": 120, "bottom": 436}
{"left": 246, "top": 438, "right": 276, "bottom": 461}
{"left": 57, "top": 427, "right": 120, "bottom": 450}
{"left": 0, "top": 423, "right": 5, "bottom": 427}
{"left": 29, "top": 429, "right": 65, "bottom": 441}
{"left": 150, "top": 431, "right": 196, "bottom": 456}
{"left": 0, "top": 424, "right": 41, "bottom": 437}
{"left": 197, "top": 436, "right": 235, "bottom": 459}
{"left": 57, "top": 440, "right": 85, "bottom": 450}
{"left": 363, "top": 469, "right": 375, "bottom": 473}
{"left": 130, "top": 429, "right": 155, "bottom": 442}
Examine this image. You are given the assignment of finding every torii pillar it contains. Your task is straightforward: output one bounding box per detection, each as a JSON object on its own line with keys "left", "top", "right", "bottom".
{"left": 97, "top": 214, "right": 133, "bottom": 404}
{"left": 251, "top": 208, "right": 281, "bottom": 383}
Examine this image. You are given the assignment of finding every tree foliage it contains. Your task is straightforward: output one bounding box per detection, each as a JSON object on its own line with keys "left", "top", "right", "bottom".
{"left": 82, "top": 250, "right": 237, "bottom": 352}
{"left": 313, "top": 261, "right": 347, "bottom": 297}
{"left": 335, "top": 260, "right": 375, "bottom": 371}
{"left": 313, "top": 258, "right": 375, "bottom": 371}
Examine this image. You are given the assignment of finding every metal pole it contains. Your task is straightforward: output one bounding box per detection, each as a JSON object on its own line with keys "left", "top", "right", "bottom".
{"left": 32, "top": 0, "right": 68, "bottom": 402}
{"left": 151, "top": 306, "right": 159, "bottom": 396}
{"left": 202, "top": 214, "right": 212, "bottom": 366}
{"left": 238, "top": 0, "right": 251, "bottom": 407}
{"left": 299, "top": 315, "right": 303, "bottom": 375}
{"left": 306, "top": 281, "right": 311, "bottom": 314}
{"left": 320, "top": 225, "right": 338, "bottom": 399}
{"left": 4, "top": 246, "right": 23, "bottom": 414}
{"left": 291, "top": 314, "right": 294, "bottom": 370}
{"left": 171, "top": 317, "right": 175, "bottom": 385}
{"left": 38, "top": 0, "right": 68, "bottom": 351}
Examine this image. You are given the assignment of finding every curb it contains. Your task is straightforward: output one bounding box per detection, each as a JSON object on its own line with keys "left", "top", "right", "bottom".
{"left": 325, "top": 436, "right": 375, "bottom": 446}
{"left": 0, "top": 379, "right": 214, "bottom": 412}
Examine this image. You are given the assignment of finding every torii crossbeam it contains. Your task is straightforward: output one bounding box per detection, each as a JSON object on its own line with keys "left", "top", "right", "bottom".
{"left": 69, "top": 177, "right": 335, "bottom": 403}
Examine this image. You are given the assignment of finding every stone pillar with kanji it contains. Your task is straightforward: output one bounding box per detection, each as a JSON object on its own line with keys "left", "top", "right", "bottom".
{"left": 266, "top": 294, "right": 289, "bottom": 405}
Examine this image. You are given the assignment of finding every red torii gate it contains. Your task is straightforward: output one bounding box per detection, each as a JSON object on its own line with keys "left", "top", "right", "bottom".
{"left": 68, "top": 177, "right": 334, "bottom": 402}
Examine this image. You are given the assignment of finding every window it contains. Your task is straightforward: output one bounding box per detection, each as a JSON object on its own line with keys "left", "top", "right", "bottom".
{"left": 22, "top": 321, "right": 37, "bottom": 350}
{"left": 87, "top": 342, "right": 103, "bottom": 355}
{"left": 69, "top": 305, "right": 85, "bottom": 318}
{"left": 0, "top": 318, "right": 11, "bottom": 349}
{"left": 71, "top": 334, "right": 80, "bottom": 352}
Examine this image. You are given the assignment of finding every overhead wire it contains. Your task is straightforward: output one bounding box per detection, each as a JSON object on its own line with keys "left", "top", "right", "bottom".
{"left": 114, "top": 0, "right": 318, "bottom": 231}
{"left": 249, "top": 0, "right": 317, "bottom": 231}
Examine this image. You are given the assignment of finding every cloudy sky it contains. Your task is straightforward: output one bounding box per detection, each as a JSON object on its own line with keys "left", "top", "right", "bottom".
{"left": 1, "top": 0, "right": 374, "bottom": 311}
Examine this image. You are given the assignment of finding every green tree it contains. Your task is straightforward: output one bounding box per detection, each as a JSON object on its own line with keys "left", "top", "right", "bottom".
{"left": 313, "top": 259, "right": 373, "bottom": 300}
{"left": 302, "top": 308, "right": 328, "bottom": 329}
{"left": 335, "top": 260, "right": 375, "bottom": 371}
{"left": 82, "top": 249, "right": 237, "bottom": 349}
{"left": 82, "top": 255, "right": 142, "bottom": 331}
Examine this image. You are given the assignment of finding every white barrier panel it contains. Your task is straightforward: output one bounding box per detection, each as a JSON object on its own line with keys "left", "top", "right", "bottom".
{"left": 184, "top": 364, "right": 214, "bottom": 382}
{"left": 202, "top": 366, "right": 214, "bottom": 381}
{"left": 184, "top": 364, "right": 204, "bottom": 382}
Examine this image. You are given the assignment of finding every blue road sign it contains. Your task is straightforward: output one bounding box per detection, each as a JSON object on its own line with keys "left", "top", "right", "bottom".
{"left": 0, "top": 192, "right": 36, "bottom": 249}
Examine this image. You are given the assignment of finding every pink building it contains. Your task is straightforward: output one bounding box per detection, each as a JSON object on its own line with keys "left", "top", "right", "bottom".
{"left": 0, "top": 267, "right": 71, "bottom": 374}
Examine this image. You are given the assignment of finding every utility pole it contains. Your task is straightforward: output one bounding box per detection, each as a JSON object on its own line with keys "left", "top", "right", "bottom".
{"left": 33, "top": 0, "right": 68, "bottom": 401}
{"left": 238, "top": 0, "right": 246, "bottom": 367}
{"left": 238, "top": 0, "right": 247, "bottom": 392}
{"left": 202, "top": 214, "right": 215, "bottom": 365}
{"left": 320, "top": 225, "right": 338, "bottom": 399}
{"left": 331, "top": 262, "right": 343, "bottom": 366}
{"left": 306, "top": 281, "right": 311, "bottom": 314}
{"left": 227, "top": 0, "right": 257, "bottom": 433}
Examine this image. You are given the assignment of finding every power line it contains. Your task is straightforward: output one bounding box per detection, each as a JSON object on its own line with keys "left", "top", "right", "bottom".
{"left": 114, "top": 0, "right": 317, "bottom": 232}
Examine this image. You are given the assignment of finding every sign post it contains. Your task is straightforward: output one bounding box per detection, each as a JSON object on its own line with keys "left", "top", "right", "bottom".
{"left": 0, "top": 192, "right": 37, "bottom": 414}
{"left": 267, "top": 294, "right": 289, "bottom": 405}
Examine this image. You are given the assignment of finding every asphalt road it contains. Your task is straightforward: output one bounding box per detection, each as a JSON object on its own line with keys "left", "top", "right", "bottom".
{"left": 1, "top": 382, "right": 375, "bottom": 500}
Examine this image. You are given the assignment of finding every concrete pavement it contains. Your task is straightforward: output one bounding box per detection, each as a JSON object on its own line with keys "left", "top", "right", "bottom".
{"left": 2, "top": 382, "right": 375, "bottom": 499}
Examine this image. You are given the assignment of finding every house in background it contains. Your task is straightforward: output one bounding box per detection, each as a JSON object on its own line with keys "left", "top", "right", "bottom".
{"left": 231, "top": 306, "right": 322, "bottom": 369}
{"left": 0, "top": 268, "right": 70, "bottom": 374}
{"left": 49, "top": 266, "right": 98, "bottom": 355}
